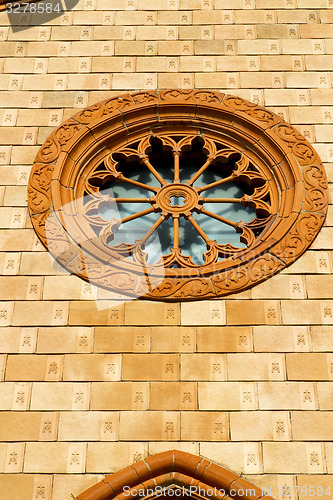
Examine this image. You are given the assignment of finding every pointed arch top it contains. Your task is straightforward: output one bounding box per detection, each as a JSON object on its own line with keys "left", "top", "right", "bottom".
{"left": 75, "top": 450, "right": 274, "bottom": 500}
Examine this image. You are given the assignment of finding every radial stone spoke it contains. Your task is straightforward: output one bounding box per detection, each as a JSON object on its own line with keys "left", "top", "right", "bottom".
{"left": 109, "top": 197, "right": 151, "bottom": 203}
{"left": 121, "top": 176, "right": 158, "bottom": 193}
{"left": 141, "top": 157, "right": 165, "bottom": 185}
{"left": 173, "top": 216, "right": 180, "bottom": 248}
{"left": 186, "top": 158, "right": 213, "bottom": 185}
{"left": 197, "top": 175, "right": 234, "bottom": 193}
{"left": 187, "top": 216, "right": 211, "bottom": 245}
{"left": 120, "top": 207, "right": 155, "bottom": 224}
{"left": 173, "top": 152, "right": 180, "bottom": 183}
{"left": 139, "top": 216, "right": 165, "bottom": 244}
{"left": 199, "top": 207, "right": 238, "bottom": 229}
{"left": 202, "top": 198, "right": 242, "bottom": 204}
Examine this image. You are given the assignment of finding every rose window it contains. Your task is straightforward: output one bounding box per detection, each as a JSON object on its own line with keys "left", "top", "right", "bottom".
{"left": 84, "top": 134, "right": 272, "bottom": 269}
{"left": 28, "top": 90, "right": 328, "bottom": 301}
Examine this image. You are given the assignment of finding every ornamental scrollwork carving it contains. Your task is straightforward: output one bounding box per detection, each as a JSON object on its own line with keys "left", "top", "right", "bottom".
{"left": 28, "top": 90, "right": 328, "bottom": 301}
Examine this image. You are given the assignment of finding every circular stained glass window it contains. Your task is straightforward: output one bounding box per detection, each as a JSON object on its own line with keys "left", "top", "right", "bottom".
{"left": 28, "top": 90, "right": 328, "bottom": 301}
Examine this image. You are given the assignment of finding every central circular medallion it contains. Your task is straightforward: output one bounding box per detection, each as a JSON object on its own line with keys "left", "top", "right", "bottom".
{"left": 156, "top": 183, "right": 199, "bottom": 214}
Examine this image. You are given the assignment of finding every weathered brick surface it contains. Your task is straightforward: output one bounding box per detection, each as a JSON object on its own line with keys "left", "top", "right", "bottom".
{"left": 0, "top": 1, "right": 332, "bottom": 498}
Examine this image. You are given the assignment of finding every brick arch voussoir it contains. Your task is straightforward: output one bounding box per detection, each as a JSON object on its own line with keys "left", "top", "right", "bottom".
{"left": 74, "top": 450, "right": 274, "bottom": 500}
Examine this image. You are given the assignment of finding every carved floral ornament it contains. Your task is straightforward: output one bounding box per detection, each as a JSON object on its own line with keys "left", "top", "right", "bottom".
{"left": 28, "top": 90, "right": 328, "bottom": 301}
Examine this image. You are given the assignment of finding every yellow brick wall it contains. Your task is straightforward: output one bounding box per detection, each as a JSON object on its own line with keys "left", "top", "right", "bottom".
{"left": 0, "top": 0, "right": 333, "bottom": 498}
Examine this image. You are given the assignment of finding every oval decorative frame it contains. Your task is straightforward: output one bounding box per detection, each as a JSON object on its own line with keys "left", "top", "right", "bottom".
{"left": 28, "top": 90, "right": 328, "bottom": 301}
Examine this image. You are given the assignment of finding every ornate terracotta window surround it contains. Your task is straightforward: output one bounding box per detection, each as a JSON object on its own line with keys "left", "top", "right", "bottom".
{"left": 74, "top": 450, "right": 274, "bottom": 500}
{"left": 28, "top": 90, "right": 328, "bottom": 301}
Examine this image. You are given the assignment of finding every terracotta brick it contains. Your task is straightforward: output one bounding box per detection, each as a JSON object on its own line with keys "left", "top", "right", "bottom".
{"left": 318, "top": 383, "right": 333, "bottom": 410}
{"left": 0, "top": 411, "right": 42, "bottom": 441}
{"left": 259, "top": 382, "right": 303, "bottom": 410}
{"left": 39, "top": 412, "right": 58, "bottom": 441}
{"left": 238, "top": 39, "right": 279, "bottom": 55}
{"left": 285, "top": 250, "right": 332, "bottom": 274}
{"left": 0, "top": 301, "right": 13, "bottom": 327}
{"left": 226, "top": 301, "right": 281, "bottom": 325}
{"left": 90, "top": 382, "right": 149, "bottom": 410}
{"left": 216, "top": 55, "right": 256, "bottom": 72}
{"left": 4, "top": 187, "right": 28, "bottom": 208}
{"left": 137, "top": 56, "right": 170, "bottom": 72}
{"left": 19, "top": 252, "right": 61, "bottom": 275}
{"left": 0, "top": 474, "right": 34, "bottom": 500}
{"left": 5, "top": 353, "right": 47, "bottom": 382}
{"left": 311, "top": 228, "right": 333, "bottom": 250}
{"left": 263, "top": 443, "right": 306, "bottom": 474}
{"left": 181, "top": 301, "right": 225, "bottom": 325}
{"left": 230, "top": 412, "right": 273, "bottom": 441}
{"left": 199, "top": 382, "right": 258, "bottom": 410}
{"left": 150, "top": 382, "right": 197, "bottom": 410}
{"left": 305, "top": 55, "right": 333, "bottom": 71}
{"left": 0, "top": 230, "right": 34, "bottom": 252}
{"left": 194, "top": 40, "right": 224, "bottom": 55}
{"left": 69, "top": 301, "right": 124, "bottom": 326}
{"left": 11, "top": 382, "right": 32, "bottom": 411}
{"left": 197, "top": 327, "right": 253, "bottom": 352}
{"left": 115, "top": 41, "right": 146, "bottom": 55}
{"left": 311, "top": 89, "right": 333, "bottom": 105}
{"left": 310, "top": 327, "right": 333, "bottom": 351}
{"left": 52, "top": 475, "right": 101, "bottom": 500}
{"left": 286, "top": 354, "right": 330, "bottom": 380}
{"left": 252, "top": 275, "right": 305, "bottom": 299}
{"left": 306, "top": 275, "right": 333, "bottom": 298}
{"left": 150, "top": 327, "right": 195, "bottom": 352}
{"left": 261, "top": 55, "right": 302, "bottom": 71}
{"left": 122, "top": 354, "right": 179, "bottom": 381}
{"left": 291, "top": 412, "right": 333, "bottom": 440}
{"left": 257, "top": 25, "right": 298, "bottom": 39}
{"left": 181, "top": 354, "right": 226, "bottom": 380}
{"left": 13, "top": 301, "right": 69, "bottom": 326}
{"left": 301, "top": 24, "right": 333, "bottom": 38}
{"left": 200, "top": 442, "right": 263, "bottom": 475}
{"left": 0, "top": 354, "right": 4, "bottom": 381}
{"left": 30, "top": 382, "right": 74, "bottom": 410}
{"left": 296, "top": 476, "right": 333, "bottom": 500}
{"left": 87, "top": 442, "right": 148, "bottom": 473}
{"left": 125, "top": 302, "right": 179, "bottom": 325}
{"left": 181, "top": 412, "right": 229, "bottom": 441}
{"left": 0, "top": 327, "right": 20, "bottom": 353}
{"left": 63, "top": 354, "right": 121, "bottom": 381}
{"left": 95, "top": 327, "right": 150, "bottom": 352}
{"left": 320, "top": 135, "right": 333, "bottom": 156}
{"left": 2, "top": 442, "right": 25, "bottom": 473}
{"left": 24, "top": 442, "right": 75, "bottom": 473}
{"left": 195, "top": 72, "right": 228, "bottom": 89}
{"left": 253, "top": 326, "right": 309, "bottom": 352}
{"left": 281, "top": 301, "right": 323, "bottom": 325}
{"left": 227, "top": 353, "right": 286, "bottom": 381}
{"left": 326, "top": 444, "right": 333, "bottom": 473}
{"left": 119, "top": 411, "right": 180, "bottom": 441}
{"left": 37, "top": 327, "right": 91, "bottom": 354}
{"left": 115, "top": 11, "right": 145, "bottom": 24}
{"left": 59, "top": 411, "right": 119, "bottom": 441}
{"left": 43, "top": 276, "right": 84, "bottom": 300}
{"left": 148, "top": 442, "right": 199, "bottom": 456}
